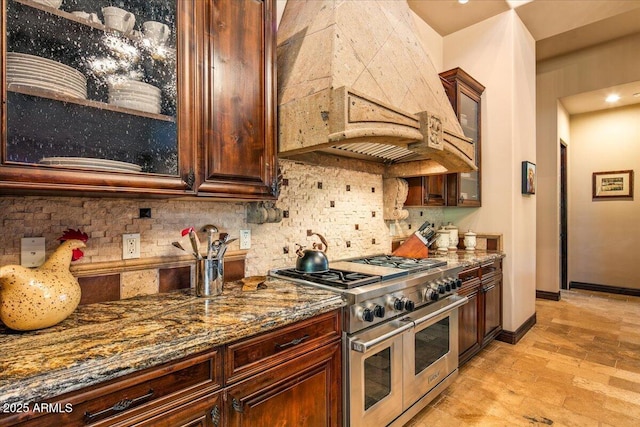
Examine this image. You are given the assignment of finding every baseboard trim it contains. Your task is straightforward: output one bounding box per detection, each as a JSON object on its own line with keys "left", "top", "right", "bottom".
{"left": 570, "top": 281, "right": 640, "bottom": 297}
{"left": 536, "top": 290, "right": 561, "bottom": 301}
{"left": 496, "top": 312, "right": 536, "bottom": 345}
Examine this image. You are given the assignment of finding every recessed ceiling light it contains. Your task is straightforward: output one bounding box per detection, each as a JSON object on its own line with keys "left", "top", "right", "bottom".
{"left": 458, "top": 0, "right": 469, "bottom": 4}
{"left": 605, "top": 94, "right": 620, "bottom": 103}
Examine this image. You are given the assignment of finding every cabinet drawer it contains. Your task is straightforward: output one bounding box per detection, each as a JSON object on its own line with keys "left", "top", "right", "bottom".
{"left": 225, "top": 310, "right": 341, "bottom": 384}
{"left": 459, "top": 267, "right": 479, "bottom": 282}
{"left": 4, "top": 349, "right": 222, "bottom": 427}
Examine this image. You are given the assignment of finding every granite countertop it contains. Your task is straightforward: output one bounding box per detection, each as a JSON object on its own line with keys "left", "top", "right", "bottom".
{"left": 0, "top": 278, "right": 345, "bottom": 406}
{"left": 429, "top": 250, "right": 505, "bottom": 269}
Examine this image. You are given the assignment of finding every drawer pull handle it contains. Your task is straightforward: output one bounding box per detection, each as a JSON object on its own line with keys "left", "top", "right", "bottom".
{"left": 275, "top": 334, "right": 310, "bottom": 350}
{"left": 211, "top": 405, "right": 221, "bottom": 425}
{"left": 232, "top": 397, "right": 244, "bottom": 413}
{"left": 84, "top": 389, "right": 154, "bottom": 422}
{"left": 482, "top": 284, "right": 496, "bottom": 293}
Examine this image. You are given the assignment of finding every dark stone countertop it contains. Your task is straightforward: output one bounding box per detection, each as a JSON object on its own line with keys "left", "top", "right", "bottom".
{"left": 0, "top": 278, "right": 345, "bottom": 406}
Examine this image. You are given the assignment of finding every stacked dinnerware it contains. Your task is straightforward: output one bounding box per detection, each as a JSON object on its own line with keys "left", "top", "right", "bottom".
{"left": 6, "top": 52, "right": 87, "bottom": 99}
{"left": 32, "top": 0, "right": 63, "bottom": 8}
{"left": 39, "top": 157, "right": 142, "bottom": 173}
{"left": 108, "top": 80, "right": 162, "bottom": 114}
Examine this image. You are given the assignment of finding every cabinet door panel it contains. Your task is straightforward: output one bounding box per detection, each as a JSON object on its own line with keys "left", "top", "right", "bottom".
{"left": 132, "top": 392, "right": 222, "bottom": 427}
{"left": 201, "top": 0, "right": 277, "bottom": 198}
{"left": 458, "top": 291, "right": 479, "bottom": 357}
{"left": 226, "top": 341, "right": 341, "bottom": 427}
{"left": 483, "top": 278, "right": 502, "bottom": 341}
{"left": 439, "top": 68, "right": 484, "bottom": 207}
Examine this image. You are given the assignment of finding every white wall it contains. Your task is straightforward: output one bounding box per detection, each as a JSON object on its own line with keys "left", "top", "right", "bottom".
{"left": 275, "top": 1, "right": 538, "bottom": 332}
{"left": 536, "top": 33, "right": 640, "bottom": 294}
{"left": 568, "top": 105, "right": 640, "bottom": 289}
{"left": 440, "top": 11, "right": 537, "bottom": 332}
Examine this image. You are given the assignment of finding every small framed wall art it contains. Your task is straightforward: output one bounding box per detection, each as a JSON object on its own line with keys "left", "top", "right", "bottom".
{"left": 521, "top": 161, "right": 536, "bottom": 195}
{"left": 592, "top": 170, "right": 634, "bottom": 200}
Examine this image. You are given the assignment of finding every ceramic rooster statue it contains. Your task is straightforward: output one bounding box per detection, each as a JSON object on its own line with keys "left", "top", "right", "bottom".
{"left": 0, "top": 230, "right": 87, "bottom": 331}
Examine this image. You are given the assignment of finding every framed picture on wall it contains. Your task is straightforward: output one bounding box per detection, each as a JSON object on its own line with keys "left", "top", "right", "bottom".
{"left": 592, "top": 170, "right": 634, "bottom": 200}
{"left": 521, "top": 161, "right": 536, "bottom": 195}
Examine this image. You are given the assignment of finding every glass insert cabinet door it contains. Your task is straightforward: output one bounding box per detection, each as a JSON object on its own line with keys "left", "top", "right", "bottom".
{"left": 2, "top": 0, "right": 190, "bottom": 192}
{"left": 458, "top": 91, "right": 479, "bottom": 203}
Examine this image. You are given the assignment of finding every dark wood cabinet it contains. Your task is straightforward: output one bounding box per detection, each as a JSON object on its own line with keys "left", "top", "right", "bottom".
{"left": 135, "top": 391, "right": 223, "bottom": 427}
{"left": 0, "top": 310, "right": 342, "bottom": 427}
{"left": 458, "top": 283, "right": 480, "bottom": 359}
{"left": 404, "top": 68, "right": 484, "bottom": 207}
{"left": 404, "top": 175, "right": 445, "bottom": 206}
{"left": 457, "top": 266, "right": 482, "bottom": 364}
{"left": 226, "top": 341, "right": 341, "bottom": 427}
{"left": 0, "top": 348, "right": 224, "bottom": 426}
{"left": 224, "top": 310, "right": 342, "bottom": 426}
{"left": 439, "top": 68, "right": 485, "bottom": 207}
{"left": 457, "top": 259, "right": 502, "bottom": 365}
{"left": 481, "top": 260, "right": 503, "bottom": 345}
{"left": 0, "top": 0, "right": 277, "bottom": 200}
{"left": 197, "top": 0, "right": 277, "bottom": 199}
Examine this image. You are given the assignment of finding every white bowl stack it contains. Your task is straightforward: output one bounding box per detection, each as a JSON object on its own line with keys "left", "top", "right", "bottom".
{"left": 6, "top": 52, "right": 87, "bottom": 99}
{"left": 108, "top": 80, "right": 162, "bottom": 114}
{"left": 32, "top": 0, "right": 63, "bottom": 9}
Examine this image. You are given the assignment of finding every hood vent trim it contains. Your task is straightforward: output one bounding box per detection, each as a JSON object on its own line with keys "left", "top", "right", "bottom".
{"left": 277, "top": 0, "right": 476, "bottom": 173}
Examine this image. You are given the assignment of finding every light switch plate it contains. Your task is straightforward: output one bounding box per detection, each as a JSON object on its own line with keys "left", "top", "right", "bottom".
{"left": 21, "top": 237, "right": 46, "bottom": 267}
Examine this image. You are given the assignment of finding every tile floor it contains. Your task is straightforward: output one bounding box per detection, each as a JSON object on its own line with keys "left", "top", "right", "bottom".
{"left": 406, "top": 289, "right": 640, "bottom": 426}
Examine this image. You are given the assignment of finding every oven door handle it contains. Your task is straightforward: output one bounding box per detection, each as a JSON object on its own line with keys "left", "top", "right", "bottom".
{"left": 411, "top": 295, "right": 469, "bottom": 327}
{"left": 350, "top": 321, "right": 413, "bottom": 353}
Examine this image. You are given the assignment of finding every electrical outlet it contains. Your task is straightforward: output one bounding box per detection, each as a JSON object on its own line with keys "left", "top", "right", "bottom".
{"left": 21, "top": 237, "right": 45, "bottom": 267}
{"left": 239, "top": 229, "right": 251, "bottom": 249}
{"left": 122, "top": 233, "right": 140, "bottom": 259}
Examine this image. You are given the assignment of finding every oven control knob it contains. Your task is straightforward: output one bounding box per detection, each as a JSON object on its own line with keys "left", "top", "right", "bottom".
{"left": 404, "top": 300, "right": 415, "bottom": 312}
{"left": 361, "top": 308, "right": 375, "bottom": 322}
{"left": 444, "top": 280, "right": 452, "bottom": 292}
{"left": 424, "top": 288, "right": 438, "bottom": 301}
{"left": 456, "top": 278, "right": 462, "bottom": 288}
{"left": 393, "top": 298, "right": 405, "bottom": 311}
{"left": 450, "top": 278, "right": 457, "bottom": 290}
{"left": 373, "top": 305, "right": 385, "bottom": 318}
{"left": 437, "top": 284, "right": 446, "bottom": 294}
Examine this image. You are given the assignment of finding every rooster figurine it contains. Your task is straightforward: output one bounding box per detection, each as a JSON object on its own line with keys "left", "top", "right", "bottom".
{"left": 0, "top": 231, "right": 87, "bottom": 331}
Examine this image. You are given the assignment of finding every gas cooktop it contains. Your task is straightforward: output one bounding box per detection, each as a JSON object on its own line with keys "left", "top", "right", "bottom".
{"left": 272, "top": 255, "right": 448, "bottom": 290}
{"left": 347, "top": 255, "right": 447, "bottom": 272}
{"left": 273, "top": 268, "right": 381, "bottom": 289}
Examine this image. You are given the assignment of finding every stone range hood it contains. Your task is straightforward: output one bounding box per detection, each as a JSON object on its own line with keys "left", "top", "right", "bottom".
{"left": 277, "top": 0, "right": 476, "bottom": 175}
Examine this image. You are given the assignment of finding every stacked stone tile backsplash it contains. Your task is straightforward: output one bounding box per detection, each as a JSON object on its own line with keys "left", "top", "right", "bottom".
{"left": 2, "top": 160, "right": 445, "bottom": 299}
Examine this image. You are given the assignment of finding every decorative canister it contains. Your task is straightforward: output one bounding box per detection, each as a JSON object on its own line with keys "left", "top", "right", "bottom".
{"left": 464, "top": 230, "right": 477, "bottom": 252}
{"left": 435, "top": 227, "right": 450, "bottom": 253}
{"left": 445, "top": 222, "right": 459, "bottom": 251}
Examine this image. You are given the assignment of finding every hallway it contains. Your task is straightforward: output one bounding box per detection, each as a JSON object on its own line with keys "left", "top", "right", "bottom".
{"left": 407, "top": 290, "right": 640, "bottom": 426}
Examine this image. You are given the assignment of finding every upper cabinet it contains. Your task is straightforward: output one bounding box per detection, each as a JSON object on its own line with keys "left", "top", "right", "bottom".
{"left": 0, "top": 0, "right": 277, "bottom": 200}
{"left": 198, "top": 0, "right": 278, "bottom": 199}
{"left": 439, "top": 67, "right": 485, "bottom": 207}
{"left": 403, "top": 67, "right": 484, "bottom": 208}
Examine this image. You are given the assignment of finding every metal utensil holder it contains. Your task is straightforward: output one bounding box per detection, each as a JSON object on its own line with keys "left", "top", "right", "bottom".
{"left": 196, "top": 258, "right": 223, "bottom": 297}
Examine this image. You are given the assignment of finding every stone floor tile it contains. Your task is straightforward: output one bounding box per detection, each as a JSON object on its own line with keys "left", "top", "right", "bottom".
{"left": 609, "top": 375, "right": 640, "bottom": 394}
{"left": 406, "top": 290, "right": 640, "bottom": 427}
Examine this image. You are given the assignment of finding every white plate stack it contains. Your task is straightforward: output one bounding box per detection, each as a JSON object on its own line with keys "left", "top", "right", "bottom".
{"left": 6, "top": 52, "right": 87, "bottom": 99}
{"left": 108, "top": 80, "right": 162, "bottom": 114}
{"left": 39, "top": 157, "right": 142, "bottom": 173}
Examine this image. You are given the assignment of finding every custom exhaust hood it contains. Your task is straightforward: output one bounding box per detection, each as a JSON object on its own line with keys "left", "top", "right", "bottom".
{"left": 277, "top": 0, "right": 476, "bottom": 174}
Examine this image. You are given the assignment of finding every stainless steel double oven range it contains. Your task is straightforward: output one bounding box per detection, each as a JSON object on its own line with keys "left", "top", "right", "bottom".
{"left": 271, "top": 255, "right": 468, "bottom": 426}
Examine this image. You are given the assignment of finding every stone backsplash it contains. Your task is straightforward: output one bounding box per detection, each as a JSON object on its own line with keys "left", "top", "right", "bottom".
{"left": 0, "top": 160, "right": 446, "bottom": 299}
